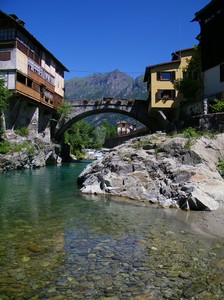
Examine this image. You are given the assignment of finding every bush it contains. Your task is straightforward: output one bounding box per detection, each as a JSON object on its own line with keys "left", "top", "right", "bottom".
{"left": 210, "top": 99, "right": 224, "bottom": 112}
{"left": 0, "top": 140, "right": 11, "bottom": 154}
{"left": 182, "top": 127, "right": 200, "bottom": 139}
{"left": 0, "top": 140, "right": 35, "bottom": 156}
{"left": 218, "top": 158, "right": 224, "bottom": 177}
{"left": 15, "top": 126, "right": 29, "bottom": 136}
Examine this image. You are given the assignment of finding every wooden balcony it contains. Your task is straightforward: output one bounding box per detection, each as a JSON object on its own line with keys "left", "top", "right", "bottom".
{"left": 28, "top": 69, "right": 55, "bottom": 92}
{"left": 15, "top": 81, "right": 55, "bottom": 109}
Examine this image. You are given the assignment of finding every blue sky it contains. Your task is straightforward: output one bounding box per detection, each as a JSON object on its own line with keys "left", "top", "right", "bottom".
{"left": 1, "top": 0, "right": 209, "bottom": 80}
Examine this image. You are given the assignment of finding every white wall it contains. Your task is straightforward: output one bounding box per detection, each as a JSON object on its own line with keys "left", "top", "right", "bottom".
{"left": 204, "top": 65, "right": 224, "bottom": 97}
{"left": 16, "top": 49, "right": 28, "bottom": 75}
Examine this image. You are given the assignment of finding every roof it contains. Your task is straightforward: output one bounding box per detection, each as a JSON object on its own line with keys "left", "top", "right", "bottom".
{"left": 172, "top": 47, "right": 194, "bottom": 56}
{"left": 0, "top": 10, "right": 69, "bottom": 72}
{"left": 144, "top": 60, "right": 180, "bottom": 82}
{"left": 143, "top": 47, "right": 195, "bottom": 82}
{"left": 192, "top": 0, "right": 222, "bottom": 22}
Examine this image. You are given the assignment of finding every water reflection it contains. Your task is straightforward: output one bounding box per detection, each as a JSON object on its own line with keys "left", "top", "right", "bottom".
{"left": 0, "top": 164, "right": 224, "bottom": 299}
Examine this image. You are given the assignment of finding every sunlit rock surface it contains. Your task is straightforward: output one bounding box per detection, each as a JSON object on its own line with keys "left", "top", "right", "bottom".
{"left": 78, "top": 133, "right": 224, "bottom": 211}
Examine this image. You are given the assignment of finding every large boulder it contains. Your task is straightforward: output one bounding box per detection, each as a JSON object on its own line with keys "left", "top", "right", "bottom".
{"left": 78, "top": 133, "right": 224, "bottom": 211}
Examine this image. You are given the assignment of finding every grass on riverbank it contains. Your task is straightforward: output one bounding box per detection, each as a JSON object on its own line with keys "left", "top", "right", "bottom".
{"left": 0, "top": 140, "right": 35, "bottom": 156}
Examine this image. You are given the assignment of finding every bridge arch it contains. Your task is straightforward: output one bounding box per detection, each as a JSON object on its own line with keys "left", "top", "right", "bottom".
{"left": 53, "top": 98, "right": 169, "bottom": 141}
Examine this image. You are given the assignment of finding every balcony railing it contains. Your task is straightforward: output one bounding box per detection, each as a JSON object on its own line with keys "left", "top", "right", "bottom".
{"left": 28, "top": 58, "right": 55, "bottom": 86}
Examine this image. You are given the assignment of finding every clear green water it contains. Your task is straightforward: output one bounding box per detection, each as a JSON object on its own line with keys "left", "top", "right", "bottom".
{"left": 0, "top": 164, "right": 224, "bottom": 299}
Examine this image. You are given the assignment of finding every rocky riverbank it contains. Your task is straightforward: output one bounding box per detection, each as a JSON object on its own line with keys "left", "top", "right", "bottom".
{"left": 78, "top": 132, "right": 224, "bottom": 211}
{"left": 0, "top": 133, "right": 61, "bottom": 171}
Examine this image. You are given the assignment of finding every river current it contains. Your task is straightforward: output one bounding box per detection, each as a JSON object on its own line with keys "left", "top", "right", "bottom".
{"left": 0, "top": 163, "right": 224, "bottom": 299}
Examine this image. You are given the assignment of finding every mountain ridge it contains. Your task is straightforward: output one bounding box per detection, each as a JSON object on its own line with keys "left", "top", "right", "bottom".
{"left": 64, "top": 69, "right": 148, "bottom": 100}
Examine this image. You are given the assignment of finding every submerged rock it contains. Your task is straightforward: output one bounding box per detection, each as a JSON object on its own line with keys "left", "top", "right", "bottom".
{"left": 78, "top": 133, "right": 224, "bottom": 211}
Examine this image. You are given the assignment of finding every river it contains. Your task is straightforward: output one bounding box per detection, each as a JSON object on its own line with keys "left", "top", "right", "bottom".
{"left": 0, "top": 163, "right": 224, "bottom": 299}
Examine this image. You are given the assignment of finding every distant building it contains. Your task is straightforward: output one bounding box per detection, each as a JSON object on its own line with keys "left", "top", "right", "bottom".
{"left": 0, "top": 11, "right": 68, "bottom": 139}
{"left": 192, "top": 0, "right": 224, "bottom": 99}
{"left": 117, "top": 121, "right": 134, "bottom": 135}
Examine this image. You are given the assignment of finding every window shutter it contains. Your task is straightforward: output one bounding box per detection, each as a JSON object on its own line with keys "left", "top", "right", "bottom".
{"left": 171, "top": 71, "right": 175, "bottom": 81}
{"left": 157, "top": 72, "right": 160, "bottom": 80}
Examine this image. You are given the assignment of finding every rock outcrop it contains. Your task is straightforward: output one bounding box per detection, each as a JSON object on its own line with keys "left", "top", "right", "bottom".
{"left": 78, "top": 133, "right": 224, "bottom": 211}
{"left": 0, "top": 135, "right": 61, "bottom": 171}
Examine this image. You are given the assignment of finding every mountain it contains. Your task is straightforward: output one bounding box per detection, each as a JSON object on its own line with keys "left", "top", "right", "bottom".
{"left": 64, "top": 69, "right": 148, "bottom": 100}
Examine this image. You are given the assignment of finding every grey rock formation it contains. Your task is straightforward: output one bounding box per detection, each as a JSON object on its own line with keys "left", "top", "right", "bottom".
{"left": 78, "top": 133, "right": 224, "bottom": 211}
{"left": 0, "top": 136, "right": 61, "bottom": 171}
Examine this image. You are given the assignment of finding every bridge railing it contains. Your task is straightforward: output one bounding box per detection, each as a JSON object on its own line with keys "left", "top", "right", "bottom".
{"left": 68, "top": 98, "right": 137, "bottom": 107}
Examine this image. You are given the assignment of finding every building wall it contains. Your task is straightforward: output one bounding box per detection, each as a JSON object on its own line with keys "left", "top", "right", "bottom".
{"left": 149, "top": 51, "right": 193, "bottom": 109}
{"left": 16, "top": 48, "right": 28, "bottom": 75}
{"left": 0, "top": 48, "right": 16, "bottom": 69}
{"left": 204, "top": 65, "right": 224, "bottom": 98}
{"left": 150, "top": 65, "right": 177, "bottom": 109}
{"left": 55, "top": 73, "right": 64, "bottom": 97}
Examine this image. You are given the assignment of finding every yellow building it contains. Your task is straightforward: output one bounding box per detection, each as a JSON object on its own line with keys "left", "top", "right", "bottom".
{"left": 144, "top": 48, "right": 194, "bottom": 114}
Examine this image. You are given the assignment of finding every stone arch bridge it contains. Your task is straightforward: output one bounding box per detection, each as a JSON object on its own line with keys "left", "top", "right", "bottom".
{"left": 53, "top": 98, "right": 169, "bottom": 141}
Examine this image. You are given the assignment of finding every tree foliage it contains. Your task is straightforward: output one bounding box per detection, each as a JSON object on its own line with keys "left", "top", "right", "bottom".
{"left": 210, "top": 98, "right": 224, "bottom": 112}
{"left": 0, "top": 77, "right": 12, "bottom": 135}
{"left": 64, "top": 120, "right": 116, "bottom": 156}
{"left": 0, "top": 77, "right": 11, "bottom": 111}
{"left": 173, "top": 46, "right": 202, "bottom": 101}
{"left": 57, "top": 99, "right": 72, "bottom": 118}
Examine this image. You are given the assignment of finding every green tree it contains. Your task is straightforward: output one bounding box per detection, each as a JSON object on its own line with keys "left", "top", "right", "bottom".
{"left": 101, "top": 120, "right": 116, "bottom": 138}
{"left": 57, "top": 99, "right": 72, "bottom": 118}
{"left": 64, "top": 120, "right": 95, "bottom": 154}
{"left": 173, "top": 45, "right": 202, "bottom": 101}
{"left": 92, "top": 125, "right": 107, "bottom": 148}
{"left": 0, "top": 77, "right": 11, "bottom": 134}
{"left": 64, "top": 120, "right": 117, "bottom": 156}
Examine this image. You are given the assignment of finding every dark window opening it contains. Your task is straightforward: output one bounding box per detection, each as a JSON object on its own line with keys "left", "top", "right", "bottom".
{"left": 0, "top": 51, "right": 11, "bottom": 61}
{"left": 45, "top": 54, "right": 51, "bottom": 66}
{"left": 56, "top": 64, "right": 64, "bottom": 77}
{"left": 157, "top": 71, "right": 175, "bottom": 81}
{"left": 27, "top": 78, "right": 33, "bottom": 88}
{"left": 17, "top": 72, "right": 26, "bottom": 84}
{"left": 220, "top": 64, "right": 224, "bottom": 82}
{"left": 0, "top": 28, "right": 15, "bottom": 41}
{"left": 157, "top": 89, "right": 175, "bottom": 100}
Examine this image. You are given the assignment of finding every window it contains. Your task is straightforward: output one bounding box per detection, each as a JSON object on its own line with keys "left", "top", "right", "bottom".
{"left": 17, "top": 72, "right": 26, "bottom": 84}
{"left": 220, "top": 63, "right": 224, "bottom": 82}
{"left": 0, "top": 51, "right": 10, "bottom": 61}
{"left": 0, "top": 28, "right": 15, "bottom": 41}
{"left": 56, "top": 64, "right": 64, "bottom": 77}
{"left": 27, "top": 78, "right": 33, "bottom": 88}
{"left": 157, "top": 71, "right": 175, "bottom": 81}
{"left": 45, "top": 54, "right": 51, "bottom": 66}
{"left": 157, "top": 89, "right": 175, "bottom": 100}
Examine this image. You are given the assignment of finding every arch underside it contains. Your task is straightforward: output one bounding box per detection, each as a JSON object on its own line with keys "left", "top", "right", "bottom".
{"left": 54, "top": 106, "right": 170, "bottom": 141}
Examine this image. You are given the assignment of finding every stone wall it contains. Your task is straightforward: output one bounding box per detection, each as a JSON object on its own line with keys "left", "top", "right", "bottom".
{"left": 4, "top": 96, "right": 52, "bottom": 142}
{"left": 179, "top": 100, "right": 204, "bottom": 118}
{"left": 177, "top": 100, "right": 224, "bottom": 132}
